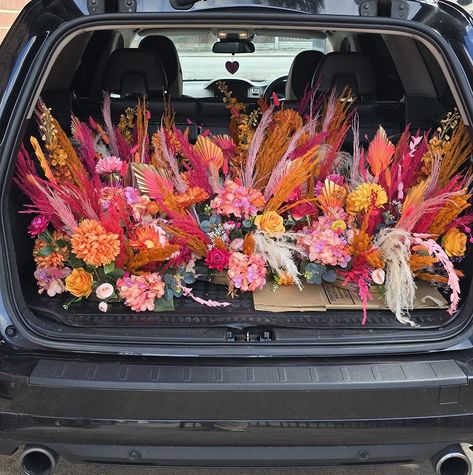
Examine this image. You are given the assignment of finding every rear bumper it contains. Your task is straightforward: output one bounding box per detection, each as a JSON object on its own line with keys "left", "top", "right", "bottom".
{"left": 2, "top": 352, "right": 473, "bottom": 467}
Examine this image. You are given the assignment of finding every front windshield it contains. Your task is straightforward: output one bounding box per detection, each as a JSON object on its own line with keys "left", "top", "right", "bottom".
{"left": 138, "top": 32, "right": 328, "bottom": 82}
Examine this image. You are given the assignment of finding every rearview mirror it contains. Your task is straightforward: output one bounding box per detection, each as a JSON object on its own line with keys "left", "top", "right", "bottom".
{"left": 212, "top": 40, "right": 255, "bottom": 54}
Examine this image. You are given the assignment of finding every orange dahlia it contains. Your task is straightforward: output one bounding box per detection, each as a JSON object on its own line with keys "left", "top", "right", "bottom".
{"left": 129, "top": 225, "right": 168, "bottom": 251}
{"left": 33, "top": 231, "right": 70, "bottom": 268}
{"left": 71, "top": 219, "right": 120, "bottom": 267}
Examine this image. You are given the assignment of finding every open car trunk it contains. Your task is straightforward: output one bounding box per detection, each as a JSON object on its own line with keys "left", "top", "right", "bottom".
{"left": 4, "top": 20, "right": 473, "bottom": 353}
{"left": 8, "top": 177, "right": 473, "bottom": 347}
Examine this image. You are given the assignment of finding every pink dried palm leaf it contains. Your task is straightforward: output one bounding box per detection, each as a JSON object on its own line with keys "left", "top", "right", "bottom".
{"left": 244, "top": 105, "right": 274, "bottom": 188}
{"left": 132, "top": 163, "right": 174, "bottom": 202}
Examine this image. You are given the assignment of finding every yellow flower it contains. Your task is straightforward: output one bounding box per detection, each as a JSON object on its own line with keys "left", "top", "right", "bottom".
{"left": 331, "top": 220, "right": 347, "bottom": 232}
{"left": 276, "top": 271, "right": 294, "bottom": 286}
{"left": 254, "top": 211, "right": 285, "bottom": 236}
{"left": 347, "top": 183, "right": 388, "bottom": 213}
{"left": 442, "top": 228, "right": 467, "bottom": 257}
{"left": 65, "top": 268, "right": 93, "bottom": 298}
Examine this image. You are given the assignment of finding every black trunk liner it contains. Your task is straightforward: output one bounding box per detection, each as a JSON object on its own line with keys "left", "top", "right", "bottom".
{"left": 25, "top": 280, "right": 453, "bottom": 330}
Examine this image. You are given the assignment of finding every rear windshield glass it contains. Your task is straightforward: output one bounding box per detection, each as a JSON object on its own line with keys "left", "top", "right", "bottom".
{"left": 136, "top": 33, "right": 328, "bottom": 82}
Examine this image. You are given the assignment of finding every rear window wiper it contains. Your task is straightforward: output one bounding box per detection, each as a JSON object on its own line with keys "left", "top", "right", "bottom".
{"left": 170, "top": 0, "right": 203, "bottom": 10}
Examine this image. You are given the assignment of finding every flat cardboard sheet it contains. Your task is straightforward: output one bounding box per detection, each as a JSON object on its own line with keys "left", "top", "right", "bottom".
{"left": 253, "top": 279, "right": 448, "bottom": 312}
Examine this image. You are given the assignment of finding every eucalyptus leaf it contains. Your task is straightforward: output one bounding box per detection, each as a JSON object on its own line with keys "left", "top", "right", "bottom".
{"left": 242, "top": 219, "right": 253, "bottom": 228}
{"left": 36, "top": 246, "right": 54, "bottom": 257}
{"left": 200, "top": 220, "right": 212, "bottom": 233}
{"left": 103, "top": 262, "right": 115, "bottom": 275}
{"left": 209, "top": 215, "right": 221, "bottom": 225}
{"left": 323, "top": 269, "right": 337, "bottom": 283}
{"left": 183, "top": 272, "right": 196, "bottom": 284}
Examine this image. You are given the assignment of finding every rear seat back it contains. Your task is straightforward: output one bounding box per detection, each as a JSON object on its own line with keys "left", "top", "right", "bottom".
{"left": 312, "top": 52, "right": 402, "bottom": 144}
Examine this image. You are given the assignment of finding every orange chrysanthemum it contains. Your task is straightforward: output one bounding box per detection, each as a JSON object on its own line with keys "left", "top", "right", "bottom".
{"left": 71, "top": 219, "right": 120, "bottom": 267}
{"left": 33, "top": 231, "right": 69, "bottom": 268}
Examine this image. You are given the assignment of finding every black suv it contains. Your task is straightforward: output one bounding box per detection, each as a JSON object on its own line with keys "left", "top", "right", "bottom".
{"left": 2, "top": 1, "right": 473, "bottom": 474}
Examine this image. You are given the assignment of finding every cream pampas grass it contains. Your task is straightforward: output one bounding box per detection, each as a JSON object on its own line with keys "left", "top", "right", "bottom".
{"left": 253, "top": 231, "right": 303, "bottom": 289}
{"left": 375, "top": 228, "right": 417, "bottom": 326}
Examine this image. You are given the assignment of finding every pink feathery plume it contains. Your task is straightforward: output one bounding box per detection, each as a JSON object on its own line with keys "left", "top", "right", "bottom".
{"left": 244, "top": 105, "right": 274, "bottom": 188}
{"left": 102, "top": 94, "right": 120, "bottom": 157}
{"left": 71, "top": 116, "right": 96, "bottom": 174}
{"left": 413, "top": 176, "right": 466, "bottom": 233}
{"left": 14, "top": 146, "right": 64, "bottom": 227}
{"left": 174, "top": 129, "right": 213, "bottom": 194}
{"left": 182, "top": 287, "right": 231, "bottom": 308}
{"left": 342, "top": 265, "right": 373, "bottom": 326}
{"left": 399, "top": 190, "right": 465, "bottom": 233}
{"left": 159, "top": 128, "right": 187, "bottom": 193}
{"left": 33, "top": 181, "right": 78, "bottom": 234}
{"left": 321, "top": 89, "right": 338, "bottom": 132}
{"left": 115, "top": 128, "right": 132, "bottom": 162}
{"left": 413, "top": 234, "right": 460, "bottom": 315}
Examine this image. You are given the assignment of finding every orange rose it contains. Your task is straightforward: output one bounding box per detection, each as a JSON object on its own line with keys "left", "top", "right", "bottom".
{"left": 254, "top": 211, "right": 285, "bottom": 236}
{"left": 65, "top": 268, "right": 93, "bottom": 298}
{"left": 442, "top": 228, "right": 467, "bottom": 257}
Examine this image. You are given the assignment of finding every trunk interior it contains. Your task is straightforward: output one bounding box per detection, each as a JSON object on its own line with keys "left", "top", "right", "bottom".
{"left": 5, "top": 25, "right": 473, "bottom": 348}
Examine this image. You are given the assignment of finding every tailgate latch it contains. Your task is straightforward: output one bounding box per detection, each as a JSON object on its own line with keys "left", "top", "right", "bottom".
{"left": 359, "top": 0, "right": 409, "bottom": 19}
{"left": 225, "top": 328, "right": 273, "bottom": 343}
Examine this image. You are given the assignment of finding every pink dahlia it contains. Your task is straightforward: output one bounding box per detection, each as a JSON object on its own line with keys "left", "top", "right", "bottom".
{"left": 117, "top": 273, "right": 166, "bottom": 312}
{"left": 95, "top": 156, "right": 123, "bottom": 175}
{"left": 227, "top": 252, "right": 267, "bottom": 292}
{"left": 210, "top": 180, "right": 265, "bottom": 219}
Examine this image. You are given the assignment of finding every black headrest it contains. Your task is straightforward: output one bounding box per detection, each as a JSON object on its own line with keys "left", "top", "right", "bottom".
{"left": 313, "top": 52, "right": 376, "bottom": 97}
{"left": 285, "top": 50, "right": 324, "bottom": 100}
{"left": 103, "top": 49, "right": 168, "bottom": 97}
{"left": 139, "top": 35, "right": 183, "bottom": 97}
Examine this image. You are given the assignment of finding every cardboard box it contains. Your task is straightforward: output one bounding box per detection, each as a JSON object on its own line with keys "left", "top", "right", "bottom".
{"left": 253, "top": 279, "right": 448, "bottom": 312}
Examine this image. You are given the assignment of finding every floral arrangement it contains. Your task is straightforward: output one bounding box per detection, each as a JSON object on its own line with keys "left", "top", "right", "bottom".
{"left": 15, "top": 85, "right": 473, "bottom": 325}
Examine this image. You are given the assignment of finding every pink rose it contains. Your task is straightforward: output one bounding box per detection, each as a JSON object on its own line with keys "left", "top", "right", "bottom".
{"left": 96, "top": 283, "right": 114, "bottom": 300}
{"left": 205, "top": 248, "right": 230, "bottom": 272}
{"left": 28, "top": 215, "right": 49, "bottom": 237}
{"left": 291, "top": 202, "right": 318, "bottom": 221}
